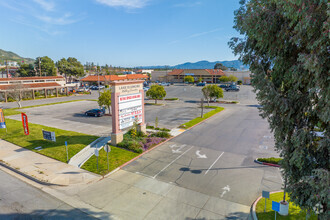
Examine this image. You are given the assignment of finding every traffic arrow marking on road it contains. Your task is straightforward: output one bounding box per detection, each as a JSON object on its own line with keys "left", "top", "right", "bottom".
{"left": 220, "top": 185, "right": 230, "bottom": 197}
{"left": 196, "top": 150, "right": 207, "bottom": 158}
{"left": 171, "top": 144, "right": 186, "bottom": 153}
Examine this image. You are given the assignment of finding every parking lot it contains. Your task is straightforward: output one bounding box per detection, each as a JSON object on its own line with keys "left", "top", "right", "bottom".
{"left": 7, "top": 85, "right": 256, "bottom": 136}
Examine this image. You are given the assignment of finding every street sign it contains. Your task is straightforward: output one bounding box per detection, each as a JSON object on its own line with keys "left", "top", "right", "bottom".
{"left": 42, "top": 130, "right": 56, "bottom": 142}
{"left": 94, "top": 148, "right": 99, "bottom": 157}
{"left": 65, "top": 141, "right": 68, "bottom": 162}
{"left": 21, "top": 113, "right": 29, "bottom": 135}
{"left": 272, "top": 201, "right": 280, "bottom": 212}
{"left": 272, "top": 201, "right": 280, "bottom": 220}
{"left": 262, "top": 191, "right": 270, "bottom": 212}
{"left": 104, "top": 144, "right": 111, "bottom": 153}
{"left": 262, "top": 191, "right": 270, "bottom": 199}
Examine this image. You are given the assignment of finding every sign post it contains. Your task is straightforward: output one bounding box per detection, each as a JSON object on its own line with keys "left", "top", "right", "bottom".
{"left": 110, "top": 80, "right": 145, "bottom": 146}
{"left": 104, "top": 144, "right": 111, "bottom": 171}
{"left": 272, "top": 201, "right": 280, "bottom": 220}
{"left": 94, "top": 148, "right": 99, "bottom": 172}
{"left": 262, "top": 191, "right": 270, "bottom": 212}
{"left": 65, "top": 141, "right": 68, "bottom": 162}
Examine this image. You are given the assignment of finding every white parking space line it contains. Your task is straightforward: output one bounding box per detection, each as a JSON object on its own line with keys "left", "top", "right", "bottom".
{"left": 205, "top": 152, "right": 224, "bottom": 175}
{"left": 153, "top": 146, "right": 194, "bottom": 179}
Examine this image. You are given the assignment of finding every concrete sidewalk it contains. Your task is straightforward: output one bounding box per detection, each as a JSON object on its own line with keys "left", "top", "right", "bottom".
{"left": 0, "top": 140, "right": 100, "bottom": 186}
{"left": 69, "top": 136, "right": 111, "bottom": 168}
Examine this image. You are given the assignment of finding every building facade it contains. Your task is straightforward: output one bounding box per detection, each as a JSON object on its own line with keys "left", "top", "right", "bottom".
{"left": 167, "top": 69, "right": 225, "bottom": 83}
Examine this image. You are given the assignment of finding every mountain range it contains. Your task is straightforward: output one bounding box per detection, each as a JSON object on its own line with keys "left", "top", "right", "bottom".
{"left": 136, "top": 60, "right": 249, "bottom": 70}
{"left": 0, "top": 48, "right": 249, "bottom": 70}
{"left": 0, "top": 49, "right": 34, "bottom": 65}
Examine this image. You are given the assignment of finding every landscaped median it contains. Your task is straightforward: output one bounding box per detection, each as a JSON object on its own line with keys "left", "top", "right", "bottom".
{"left": 179, "top": 106, "right": 224, "bottom": 129}
{"left": 255, "top": 192, "right": 317, "bottom": 219}
{"left": 81, "top": 128, "right": 172, "bottom": 175}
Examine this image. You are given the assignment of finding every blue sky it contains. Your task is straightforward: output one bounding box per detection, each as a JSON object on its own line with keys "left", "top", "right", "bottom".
{"left": 0, "top": 0, "right": 241, "bottom": 67}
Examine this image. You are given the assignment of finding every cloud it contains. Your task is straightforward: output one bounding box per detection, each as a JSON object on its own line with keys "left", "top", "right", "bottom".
{"left": 174, "top": 1, "right": 201, "bottom": 8}
{"left": 35, "top": 13, "right": 80, "bottom": 25}
{"left": 95, "top": 0, "right": 149, "bottom": 8}
{"left": 188, "top": 28, "right": 222, "bottom": 39}
{"left": 33, "top": 0, "right": 55, "bottom": 11}
{"left": 168, "top": 28, "right": 222, "bottom": 45}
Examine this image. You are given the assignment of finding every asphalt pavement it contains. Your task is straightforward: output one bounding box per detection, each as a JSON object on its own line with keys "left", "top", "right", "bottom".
{"left": 0, "top": 169, "right": 97, "bottom": 220}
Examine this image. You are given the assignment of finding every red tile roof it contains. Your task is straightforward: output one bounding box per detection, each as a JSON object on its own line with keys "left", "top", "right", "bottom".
{"left": 205, "top": 69, "right": 225, "bottom": 75}
{"left": 0, "top": 76, "right": 64, "bottom": 81}
{"left": 168, "top": 69, "right": 184, "bottom": 76}
{"left": 0, "top": 82, "right": 62, "bottom": 90}
{"left": 81, "top": 74, "right": 148, "bottom": 82}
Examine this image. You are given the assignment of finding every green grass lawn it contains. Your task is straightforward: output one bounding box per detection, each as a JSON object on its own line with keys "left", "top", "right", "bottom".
{"left": 81, "top": 146, "right": 139, "bottom": 176}
{"left": 0, "top": 119, "right": 98, "bottom": 163}
{"left": 179, "top": 107, "right": 224, "bottom": 129}
{"left": 258, "top": 157, "right": 282, "bottom": 164}
{"left": 164, "top": 97, "right": 179, "bottom": 101}
{"left": 256, "top": 192, "right": 317, "bottom": 220}
{"left": 3, "top": 108, "right": 24, "bottom": 116}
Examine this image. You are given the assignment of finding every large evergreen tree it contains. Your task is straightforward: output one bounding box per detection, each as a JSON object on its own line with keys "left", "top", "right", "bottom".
{"left": 34, "top": 56, "right": 57, "bottom": 76}
{"left": 229, "top": 0, "right": 329, "bottom": 218}
{"left": 57, "top": 57, "right": 84, "bottom": 83}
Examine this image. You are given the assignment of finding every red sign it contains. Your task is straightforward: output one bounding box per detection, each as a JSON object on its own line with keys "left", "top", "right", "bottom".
{"left": 21, "top": 113, "right": 29, "bottom": 135}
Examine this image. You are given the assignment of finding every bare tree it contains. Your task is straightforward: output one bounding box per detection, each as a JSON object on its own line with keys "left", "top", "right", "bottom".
{"left": 8, "top": 83, "right": 25, "bottom": 108}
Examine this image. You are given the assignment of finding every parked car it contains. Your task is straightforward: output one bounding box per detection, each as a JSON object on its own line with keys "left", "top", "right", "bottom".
{"left": 85, "top": 109, "right": 104, "bottom": 117}
{"left": 225, "top": 85, "right": 240, "bottom": 92}
{"left": 99, "top": 85, "right": 105, "bottom": 89}
{"left": 159, "top": 82, "right": 170, "bottom": 86}
{"left": 196, "top": 82, "right": 206, "bottom": 87}
{"left": 143, "top": 87, "right": 150, "bottom": 91}
{"left": 219, "top": 84, "right": 228, "bottom": 88}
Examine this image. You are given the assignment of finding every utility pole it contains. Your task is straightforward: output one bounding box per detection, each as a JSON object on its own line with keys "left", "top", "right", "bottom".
{"left": 6, "top": 60, "right": 9, "bottom": 78}
{"left": 97, "top": 64, "right": 100, "bottom": 98}
{"left": 39, "top": 57, "right": 42, "bottom": 77}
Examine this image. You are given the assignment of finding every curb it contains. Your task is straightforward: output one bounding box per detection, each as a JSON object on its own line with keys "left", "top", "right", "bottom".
{"left": 254, "top": 158, "right": 281, "bottom": 168}
{"left": 181, "top": 107, "right": 226, "bottom": 130}
{"left": 0, "top": 161, "right": 62, "bottom": 186}
{"left": 251, "top": 190, "right": 283, "bottom": 220}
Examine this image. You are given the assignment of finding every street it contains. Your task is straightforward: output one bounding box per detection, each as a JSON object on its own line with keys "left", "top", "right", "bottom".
{"left": 0, "top": 169, "right": 97, "bottom": 220}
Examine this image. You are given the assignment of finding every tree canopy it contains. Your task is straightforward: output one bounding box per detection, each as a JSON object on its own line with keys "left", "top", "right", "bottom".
{"left": 184, "top": 75, "right": 194, "bottom": 83}
{"left": 98, "top": 90, "right": 111, "bottom": 115}
{"left": 214, "top": 63, "right": 228, "bottom": 71}
{"left": 146, "top": 85, "right": 166, "bottom": 104}
{"left": 229, "top": 0, "right": 329, "bottom": 217}
{"left": 57, "top": 57, "right": 84, "bottom": 83}
{"left": 227, "top": 75, "right": 238, "bottom": 83}
{"left": 18, "top": 64, "right": 35, "bottom": 77}
{"left": 34, "top": 56, "right": 56, "bottom": 76}
{"left": 202, "top": 85, "right": 223, "bottom": 106}
{"left": 219, "top": 76, "right": 230, "bottom": 83}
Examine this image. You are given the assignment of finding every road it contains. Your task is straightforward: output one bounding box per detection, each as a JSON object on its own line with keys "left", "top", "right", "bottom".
{"left": 124, "top": 103, "right": 282, "bottom": 213}
{"left": 0, "top": 169, "right": 96, "bottom": 220}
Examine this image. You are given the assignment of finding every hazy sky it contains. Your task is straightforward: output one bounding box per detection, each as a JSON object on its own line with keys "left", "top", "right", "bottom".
{"left": 0, "top": 0, "right": 242, "bottom": 67}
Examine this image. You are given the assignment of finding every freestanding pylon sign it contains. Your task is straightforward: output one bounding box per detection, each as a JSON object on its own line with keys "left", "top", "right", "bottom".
{"left": 110, "top": 80, "right": 146, "bottom": 145}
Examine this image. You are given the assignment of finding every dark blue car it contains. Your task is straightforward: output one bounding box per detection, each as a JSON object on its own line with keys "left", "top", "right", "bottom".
{"left": 85, "top": 109, "right": 104, "bottom": 117}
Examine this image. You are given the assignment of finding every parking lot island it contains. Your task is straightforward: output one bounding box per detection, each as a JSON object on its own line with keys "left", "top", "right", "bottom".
{"left": 110, "top": 80, "right": 146, "bottom": 145}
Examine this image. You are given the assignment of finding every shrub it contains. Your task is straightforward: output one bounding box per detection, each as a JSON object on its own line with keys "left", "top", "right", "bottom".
{"left": 146, "top": 125, "right": 155, "bottom": 129}
{"left": 151, "top": 131, "right": 171, "bottom": 138}
{"left": 140, "top": 137, "right": 166, "bottom": 150}
{"left": 34, "top": 91, "right": 41, "bottom": 97}
{"left": 258, "top": 157, "right": 282, "bottom": 165}
{"left": 7, "top": 97, "right": 15, "bottom": 102}
{"left": 237, "top": 80, "right": 242, "bottom": 85}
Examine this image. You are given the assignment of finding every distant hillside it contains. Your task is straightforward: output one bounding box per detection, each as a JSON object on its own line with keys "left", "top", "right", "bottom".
{"left": 0, "top": 49, "right": 34, "bottom": 65}
{"left": 137, "top": 60, "right": 249, "bottom": 70}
